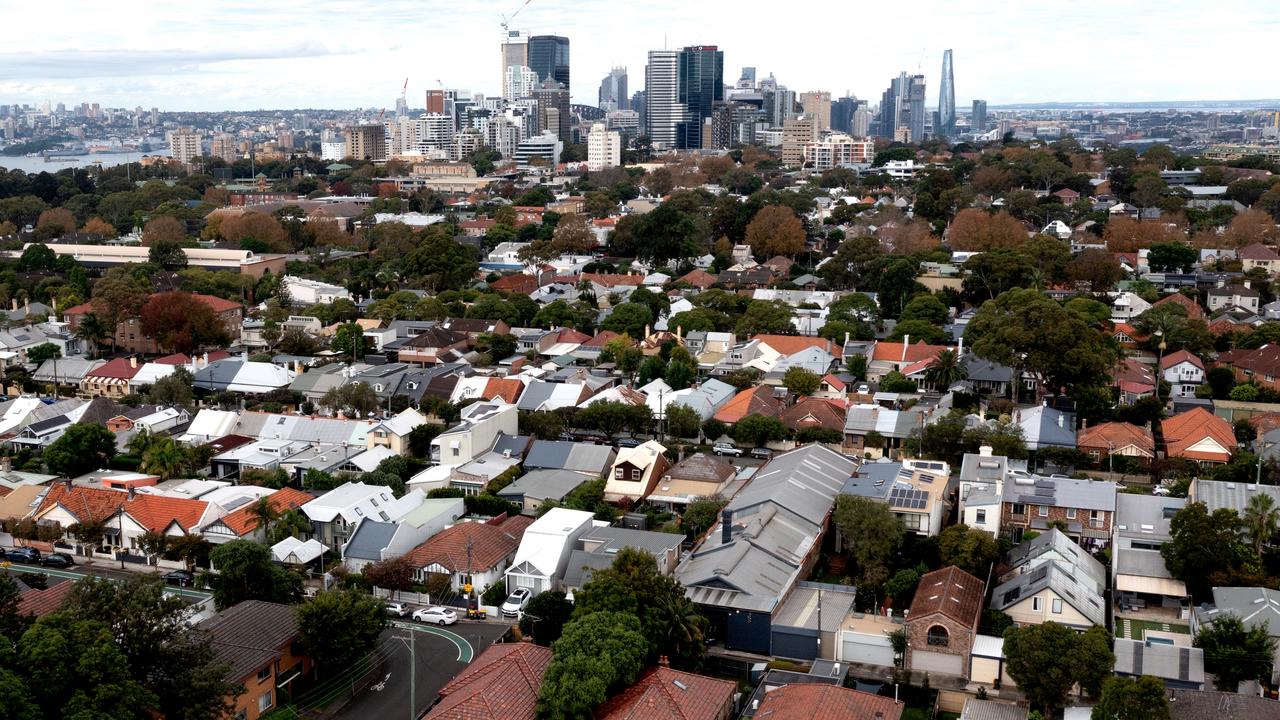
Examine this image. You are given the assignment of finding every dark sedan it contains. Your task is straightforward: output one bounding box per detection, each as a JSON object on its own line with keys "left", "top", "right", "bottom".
{"left": 40, "top": 553, "right": 74, "bottom": 568}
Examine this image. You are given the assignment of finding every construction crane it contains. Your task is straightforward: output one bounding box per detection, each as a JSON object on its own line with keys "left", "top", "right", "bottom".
{"left": 500, "top": 0, "right": 534, "bottom": 35}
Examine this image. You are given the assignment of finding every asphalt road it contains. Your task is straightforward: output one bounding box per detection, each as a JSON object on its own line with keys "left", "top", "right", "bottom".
{"left": 0, "top": 558, "right": 212, "bottom": 601}
{"left": 336, "top": 620, "right": 512, "bottom": 720}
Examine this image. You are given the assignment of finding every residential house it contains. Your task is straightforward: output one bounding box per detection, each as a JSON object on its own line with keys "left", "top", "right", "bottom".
{"left": 396, "top": 326, "right": 469, "bottom": 365}
{"left": 341, "top": 495, "right": 464, "bottom": 572}
{"left": 504, "top": 507, "right": 597, "bottom": 594}
{"left": 645, "top": 453, "right": 738, "bottom": 512}
{"left": 523, "top": 440, "right": 617, "bottom": 476}
{"left": 675, "top": 445, "right": 853, "bottom": 654}
{"left": 1112, "top": 494, "right": 1189, "bottom": 618}
{"left": 646, "top": 378, "right": 737, "bottom": 422}
{"left": 1161, "top": 350, "right": 1205, "bottom": 398}
{"left": 497, "top": 469, "right": 592, "bottom": 514}
{"left": 959, "top": 699, "right": 1029, "bottom": 720}
{"left": 366, "top": 407, "right": 428, "bottom": 454}
{"left": 439, "top": 317, "right": 512, "bottom": 342}
{"left": 561, "top": 525, "right": 683, "bottom": 591}
{"left": 193, "top": 359, "right": 296, "bottom": 395}
{"left": 992, "top": 530, "right": 1107, "bottom": 631}
{"left": 404, "top": 515, "right": 534, "bottom": 596}
{"left": 421, "top": 643, "right": 551, "bottom": 720}
{"left": 1189, "top": 478, "right": 1280, "bottom": 515}
{"left": 602, "top": 440, "right": 671, "bottom": 504}
{"left": 516, "top": 380, "right": 592, "bottom": 411}
{"left": 1110, "top": 292, "right": 1151, "bottom": 322}
{"left": 746, "top": 683, "right": 904, "bottom": 720}
{"left": 843, "top": 404, "right": 925, "bottom": 456}
{"left": 1219, "top": 343, "right": 1280, "bottom": 392}
{"left": 1162, "top": 407, "right": 1235, "bottom": 464}
{"left": 428, "top": 401, "right": 518, "bottom": 467}
{"left": 841, "top": 459, "right": 950, "bottom": 536}
{"left": 1113, "top": 639, "right": 1205, "bottom": 690}
{"left": 1113, "top": 357, "right": 1158, "bottom": 403}
{"left": 1206, "top": 283, "right": 1260, "bottom": 313}
{"left": 80, "top": 357, "right": 141, "bottom": 398}
{"left": 595, "top": 666, "right": 737, "bottom": 720}
{"left": 200, "top": 600, "right": 311, "bottom": 720}
{"left": 1014, "top": 405, "right": 1076, "bottom": 452}
{"left": 713, "top": 384, "right": 784, "bottom": 424}
{"left": 32, "top": 483, "right": 128, "bottom": 549}
{"left": 32, "top": 357, "right": 103, "bottom": 389}
{"left": 865, "top": 340, "right": 949, "bottom": 381}
{"left": 1191, "top": 587, "right": 1280, "bottom": 683}
{"left": 199, "top": 487, "right": 314, "bottom": 544}
{"left": 905, "top": 566, "right": 985, "bottom": 679}
{"left": 1238, "top": 243, "right": 1280, "bottom": 274}
{"left": 1161, "top": 688, "right": 1276, "bottom": 719}
{"left": 957, "top": 447, "right": 1009, "bottom": 536}
{"left": 1002, "top": 474, "right": 1117, "bottom": 547}
{"left": 301, "top": 482, "right": 419, "bottom": 552}
{"left": 114, "top": 492, "right": 224, "bottom": 551}
{"left": 1152, "top": 292, "right": 1206, "bottom": 321}
{"left": 780, "top": 397, "right": 848, "bottom": 438}
{"left": 1077, "top": 422, "right": 1155, "bottom": 464}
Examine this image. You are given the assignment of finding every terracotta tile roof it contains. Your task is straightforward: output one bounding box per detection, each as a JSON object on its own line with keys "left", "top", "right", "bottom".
{"left": 580, "top": 272, "right": 644, "bottom": 288}
{"left": 63, "top": 302, "right": 94, "bottom": 316}
{"left": 780, "top": 396, "right": 848, "bottom": 432}
{"left": 908, "top": 566, "right": 985, "bottom": 630}
{"left": 1077, "top": 422, "right": 1155, "bottom": 456}
{"left": 1249, "top": 412, "right": 1280, "bottom": 435}
{"left": 753, "top": 334, "right": 837, "bottom": 357}
{"left": 1160, "top": 349, "right": 1204, "bottom": 371}
{"left": 713, "top": 385, "right": 784, "bottom": 424}
{"left": 822, "top": 374, "right": 847, "bottom": 392}
{"left": 424, "top": 642, "right": 551, "bottom": 720}
{"left": 192, "top": 293, "right": 243, "bottom": 314}
{"left": 1224, "top": 344, "right": 1280, "bottom": 378}
{"left": 1237, "top": 243, "right": 1280, "bottom": 261}
{"left": 596, "top": 667, "right": 737, "bottom": 720}
{"left": 122, "top": 494, "right": 209, "bottom": 533}
{"left": 1162, "top": 407, "right": 1235, "bottom": 463}
{"left": 403, "top": 515, "right": 533, "bottom": 573}
{"left": 484, "top": 378, "right": 526, "bottom": 404}
{"left": 17, "top": 581, "right": 75, "bottom": 618}
{"left": 86, "top": 357, "right": 141, "bottom": 381}
{"left": 553, "top": 327, "right": 591, "bottom": 344}
{"left": 679, "top": 269, "right": 717, "bottom": 289}
{"left": 663, "top": 453, "right": 736, "bottom": 484}
{"left": 582, "top": 330, "right": 625, "bottom": 348}
{"left": 869, "top": 341, "right": 949, "bottom": 364}
{"left": 750, "top": 684, "right": 904, "bottom": 720}
{"left": 153, "top": 353, "right": 192, "bottom": 365}
{"left": 216, "top": 487, "right": 314, "bottom": 537}
{"left": 490, "top": 274, "right": 539, "bottom": 294}
{"left": 36, "top": 484, "right": 127, "bottom": 523}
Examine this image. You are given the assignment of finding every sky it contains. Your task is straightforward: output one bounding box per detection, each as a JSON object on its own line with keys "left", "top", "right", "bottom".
{"left": 2, "top": 0, "right": 1278, "bottom": 112}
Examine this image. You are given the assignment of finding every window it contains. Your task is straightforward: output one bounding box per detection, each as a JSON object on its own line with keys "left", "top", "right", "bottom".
{"left": 615, "top": 468, "right": 624, "bottom": 479}
{"left": 258, "top": 691, "right": 273, "bottom": 713}
{"left": 1052, "top": 598, "right": 1063, "bottom": 614}
{"left": 1066, "top": 508, "right": 1077, "bottom": 520}
{"left": 1012, "top": 503, "right": 1025, "bottom": 516}
{"left": 257, "top": 666, "right": 271, "bottom": 682}
{"left": 1038, "top": 505, "right": 1049, "bottom": 517}
{"left": 1032, "top": 597, "right": 1042, "bottom": 612}
{"left": 975, "top": 509, "right": 986, "bottom": 524}
{"left": 631, "top": 468, "right": 641, "bottom": 480}
{"left": 926, "top": 625, "right": 949, "bottom": 647}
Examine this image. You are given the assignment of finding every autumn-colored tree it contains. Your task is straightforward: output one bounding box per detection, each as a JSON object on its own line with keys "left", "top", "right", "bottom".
{"left": 140, "top": 291, "right": 233, "bottom": 354}
{"left": 880, "top": 219, "right": 939, "bottom": 255}
{"left": 90, "top": 268, "right": 151, "bottom": 351}
{"left": 745, "top": 205, "right": 807, "bottom": 257}
{"left": 310, "top": 219, "right": 351, "bottom": 247}
{"left": 35, "top": 207, "right": 77, "bottom": 237}
{"left": 81, "top": 217, "right": 118, "bottom": 238}
{"left": 550, "top": 213, "right": 597, "bottom": 255}
{"left": 0, "top": 220, "right": 17, "bottom": 236}
{"left": 219, "top": 211, "right": 288, "bottom": 252}
{"left": 1067, "top": 249, "right": 1123, "bottom": 293}
{"left": 970, "top": 166, "right": 1012, "bottom": 196}
{"left": 699, "top": 155, "right": 735, "bottom": 183}
{"left": 1103, "top": 216, "right": 1186, "bottom": 252}
{"left": 141, "top": 215, "right": 187, "bottom": 246}
{"left": 1221, "top": 209, "right": 1280, "bottom": 248}
{"left": 948, "top": 209, "right": 1028, "bottom": 251}
{"left": 203, "top": 186, "right": 231, "bottom": 206}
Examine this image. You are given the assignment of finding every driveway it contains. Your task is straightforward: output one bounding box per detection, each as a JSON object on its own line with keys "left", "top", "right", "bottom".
{"left": 336, "top": 620, "right": 512, "bottom": 720}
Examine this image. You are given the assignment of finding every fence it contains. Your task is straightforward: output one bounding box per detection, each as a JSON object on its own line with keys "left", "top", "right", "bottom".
{"left": 263, "top": 648, "right": 389, "bottom": 720}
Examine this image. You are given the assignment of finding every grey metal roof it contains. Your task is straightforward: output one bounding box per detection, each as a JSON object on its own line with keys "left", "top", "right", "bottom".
{"left": 772, "top": 582, "right": 856, "bottom": 632}
{"left": 840, "top": 461, "right": 900, "bottom": 500}
{"left": 1192, "top": 478, "right": 1280, "bottom": 514}
{"left": 990, "top": 559, "right": 1106, "bottom": 627}
{"left": 1115, "top": 493, "right": 1185, "bottom": 540}
{"left": 496, "top": 468, "right": 592, "bottom": 503}
{"left": 560, "top": 527, "right": 682, "bottom": 588}
{"left": 1002, "top": 475, "right": 1116, "bottom": 512}
{"left": 1016, "top": 406, "right": 1076, "bottom": 450}
{"left": 959, "top": 452, "right": 1007, "bottom": 484}
{"left": 524, "top": 440, "right": 616, "bottom": 475}
{"left": 516, "top": 381, "right": 557, "bottom": 411}
{"left": 342, "top": 520, "right": 398, "bottom": 560}
{"left": 1007, "top": 528, "right": 1105, "bottom": 587}
{"left": 729, "top": 444, "right": 853, "bottom": 521}
{"left": 960, "top": 698, "right": 1030, "bottom": 720}
{"left": 1200, "top": 587, "right": 1280, "bottom": 637}
{"left": 1113, "top": 639, "right": 1205, "bottom": 685}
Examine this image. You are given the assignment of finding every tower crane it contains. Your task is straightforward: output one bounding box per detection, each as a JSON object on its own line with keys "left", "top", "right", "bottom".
{"left": 500, "top": 0, "right": 534, "bottom": 35}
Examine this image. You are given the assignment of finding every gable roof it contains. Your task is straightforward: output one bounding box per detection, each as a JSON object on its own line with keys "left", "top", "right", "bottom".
{"left": 1162, "top": 407, "right": 1235, "bottom": 462}
{"left": 1077, "top": 421, "right": 1155, "bottom": 456}
{"left": 1160, "top": 349, "right": 1204, "bottom": 371}
{"left": 403, "top": 515, "right": 534, "bottom": 572}
{"left": 753, "top": 334, "right": 837, "bottom": 357}
{"left": 213, "top": 487, "right": 314, "bottom": 537}
{"left": 17, "top": 580, "right": 75, "bottom": 618}
{"left": 424, "top": 642, "right": 551, "bottom": 720}
{"left": 909, "top": 566, "right": 985, "bottom": 629}
{"left": 870, "top": 340, "right": 949, "bottom": 364}
{"left": 1152, "top": 292, "right": 1205, "bottom": 320}
{"left": 199, "top": 600, "right": 300, "bottom": 682}
{"left": 122, "top": 494, "right": 209, "bottom": 533}
{"left": 713, "top": 384, "right": 784, "bottom": 424}
{"left": 780, "top": 396, "right": 847, "bottom": 432}
{"left": 990, "top": 559, "right": 1105, "bottom": 626}
{"left": 750, "top": 683, "right": 904, "bottom": 720}
{"left": 36, "top": 483, "right": 127, "bottom": 523}
{"left": 596, "top": 667, "right": 737, "bottom": 720}
{"left": 85, "top": 357, "right": 141, "bottom": 381}
{"left": 679, "top": 268, "right": 717, "bottom": 289}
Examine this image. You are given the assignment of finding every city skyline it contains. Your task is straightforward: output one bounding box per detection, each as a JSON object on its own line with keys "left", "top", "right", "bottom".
{"left": 4, "top": 0, "right": 1280, "bottom": 111}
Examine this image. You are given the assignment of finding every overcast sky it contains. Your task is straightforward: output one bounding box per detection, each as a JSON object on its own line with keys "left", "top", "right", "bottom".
{"left": 3, "top": 0, "right": 1278, "bottom": 111}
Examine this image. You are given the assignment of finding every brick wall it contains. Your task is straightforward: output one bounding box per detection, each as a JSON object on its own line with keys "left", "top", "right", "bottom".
{"left": 1001, "top": 502, "right": 1112, "bottom": 539}
{"left": 906, "top": 613, "right": 974, "bottom": 675}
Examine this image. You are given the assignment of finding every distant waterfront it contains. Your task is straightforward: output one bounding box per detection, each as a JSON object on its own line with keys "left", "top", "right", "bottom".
{"left": 0, "top": 151, "right": 168, "bottom": 174}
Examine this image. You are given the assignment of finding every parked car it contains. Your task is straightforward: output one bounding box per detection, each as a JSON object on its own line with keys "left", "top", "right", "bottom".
{"left": 162, "top": 569, "right": 195, "bottom": 587}
{"left": 40, "top": 552, "right": 74, "bottom": 568}
{"left": 5, "top": 547, "right": 40, "bottom": 564}
{"left": 385, "top": 602, "right": 410, "bottom": 617}
{"left": 412, "top": 606, "right": 459, "bottom": 625}
{"left": 615, "top": 437, "right": 642, "bottom": 448}
{"left": 500, "top": 588, "right": 532, "bottom": 617}
{"left": 749, "top": 447, "right": 774, "bottom": 460}
{"left": 713, "top": 442, "right": 742, "bottom": 457}
{"left": 1151, "top": 485, "right": 1171, "bottom": 496}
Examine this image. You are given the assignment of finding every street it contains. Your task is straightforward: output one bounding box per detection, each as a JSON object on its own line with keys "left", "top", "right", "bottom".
{"left": 0, "top": 557, "right": 212, "bottom": 602}
{"left": 335, "top": 620, "right": 512, "bottom": 720}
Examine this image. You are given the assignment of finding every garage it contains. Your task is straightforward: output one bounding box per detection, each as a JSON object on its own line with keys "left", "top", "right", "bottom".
{"left": 840, "top": 632, "right": 894, "bottom": 667}
{"left": 910, "top": 649, "right": 964, "bottom": 676}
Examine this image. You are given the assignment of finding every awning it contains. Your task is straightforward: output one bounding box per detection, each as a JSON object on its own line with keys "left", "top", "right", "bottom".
{"left": 1116, "top": 574, "right": 1187, "bottom": 598}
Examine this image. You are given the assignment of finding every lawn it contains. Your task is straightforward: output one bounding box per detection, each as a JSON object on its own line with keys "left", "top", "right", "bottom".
{"left": 1114, "top": 618, "right": 1190, "bottom": 640}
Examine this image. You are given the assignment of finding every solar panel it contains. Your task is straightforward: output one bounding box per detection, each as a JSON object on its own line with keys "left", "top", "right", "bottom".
{"left": 888, "top": 486, "right": 928, "bottom": 510}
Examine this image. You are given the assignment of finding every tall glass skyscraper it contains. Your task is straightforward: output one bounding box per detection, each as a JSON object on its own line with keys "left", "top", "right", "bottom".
{"left": 937, "top": 49, "right": 956, "bottom": 139}
{"left": 645, "top": 50, "right": 681, "bottom": 149}
{"left": 676, "top": 45, "right": 724, "bottom": 149}
{"left": 598, "top": 67, "right": 628, "bottom": 111}
{"left": 528, "top": 35, "right": 570, "bottom": 91}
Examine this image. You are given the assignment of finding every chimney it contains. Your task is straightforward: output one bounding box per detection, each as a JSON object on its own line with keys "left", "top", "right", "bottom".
{"left": 658, "top": 655, "right": 670, "bottom": 667}
{"left": 0, "top": 456, "right": 10, "bottom": 473}
{"left": 721, "top": 509, "right": 733, "bottom": 544}
{"left": 900, "top": 336, "right": 909, "bottom": 362}
{"left": 1244, "top": 279, "right": 1251, "bottom": 289}
{"left": 644, "top": 324, "right": 651, "bottom": 339}
{"left": 127, "top": 486, "right": 136, "bottom": 500}
{"left": 957, "top": 335, "right": 964, "bottom": 357}
{"left": 979, "top": 445, "right": 993, "bottom": 457}
{"left": 129, "top": 356, "right": 137, "bottom": 369}
{"left": 844, "top": 331, "right": 850, "bottom": 345}
{"left": 23, "top": 298, "right": 29, "bottom": 312}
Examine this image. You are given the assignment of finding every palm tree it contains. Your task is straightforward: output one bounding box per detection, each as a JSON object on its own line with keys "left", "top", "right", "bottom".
{"left": 1242, "top": 492, "right": 1280, "bottom": 556}
{"left": 924, "top": 348, "right": 966, "bottom": 391}
{"left": 75, "top": 312, "right": 111, "bottom": 358}
{"left": 139, "top": 438, "right": 189, "bottom": 481}
{"left": 654, "top": 589, "right": 708, "bottom": 667}
{"left": 247, "top": 496, "right": 280, "bottom": 536}
{"left": 269, "top": 509, "right": 313, "bottom": 544}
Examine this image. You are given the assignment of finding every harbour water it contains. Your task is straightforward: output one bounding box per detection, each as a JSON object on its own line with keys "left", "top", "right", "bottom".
{"left": 0, "top": 151, "right": 168, "bottom": 174}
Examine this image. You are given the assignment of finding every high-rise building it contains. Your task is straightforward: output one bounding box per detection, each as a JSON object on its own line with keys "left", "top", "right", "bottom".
{"left": 598, "top": 67, "right": 628, "bottom": 111}
{"left": 799, "top": 91, "right": 832, "bottom": 131}
{"left": 534, "top": 79, "right": 571, "bottom": 142}
{"left": 344, "top": 124, "right": 386, "bottom": 162}
{"left": 527, "top": 35, "right": 570, "bottom": 91}
{"left": 500, "top": 30, "right": 530, "bottom": 91}
{"left": 169, "top": 127, "right": 202, "bottom": 164}
{"left": 587, "top": 123, "right": 621, "bottom": 170}
{"left": 644, "top": 50, "right": 681, "bottom": 149}
{"left": 781, "top": 117, "right": 818, "bottom": 167}
{"left": 831, "top": 96, "right": 856, "bottom": 135}
{"left": 852, "top": 101, "right": 872, "bottom": 138}
{"left": 211, "top": 132, "right": 237, "bottom": 161}
{"left": 937, "top": 50, "right": 956, "bottom": 139}
{"left": 737, "top": 67, "right": 756, "bottom": 90}
{"left": 972, "top": 99, "right": 987, "bottom": 134}
{"left": 505, "top": 65, "right": 540, "bottom": 100}
{"left": 804, "top": 133, "right": 875, "bottom": 170}
{"left": 425, "top": 89, "right": 446, "bottom": 115}
{"left": 395, "top": 94, "right": 408, "bottom": 119}
{"left": 875, "top": 72, "right": 925, "bottom": 142}
{"left": 676, "top": 45, "right": 724, "bottom": 149}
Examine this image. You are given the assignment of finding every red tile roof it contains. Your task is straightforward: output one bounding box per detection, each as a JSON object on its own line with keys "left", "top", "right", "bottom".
{"left": 36, "top": 484, "right": 127, "bottom": 523}
{"left": 192, "top": 293, "right": 243, "bottom": 314}
{"left": 1160, "top": 349, "right": 1204, "bottom": 371}
{"left": 713, "top": 385, "right": 784, "bottom": 424}
{"left": 1077, "top": 422, "right": 1155, "bottom": 457}
{"left": 680, "top": 269, "right": 717, "bottom": 289}
{"left": 870, "top": 341, "right": 948, "bottom": 364}
{"left": 596, "top": 667, "right": 737, "bottom": 720}
{"left": 17, "top": 581, "right": 75, "bottom": 618}
{"left": 481, "top": 378, "right": 524, "bottom": 404}
{"left": 754, "top": 334, "right": 837, "bottom": 357}
{"left": 1162, "top": 408, "right": 1235, "bottom": 463}
{"left": 780, "top": 396, "right": 848, "bottom": 432}
{"left": 750, "top": 684, "right": 904, "bottom": 720}
{"left": 553, "top": 327, "right": 592, "bottom": 345}
{"left": 423, "top": 642, "right": 551, "bottom": 720}
{"left": 86, "top": 357, "right": 141, "bottom": 381}
{"left": 153, "top": 353, "right": 192, "bottom": 365}
{"left": 909, "top": 566, "right": 985, "bottom": 630}
{"left": 122, "top": 494, "right": 209, "bottom": 533}
{"left": 582, "top": 330, "right": 625, "bottom": 349}
{"left": 403, "top": 515, "right": 533, "bottom": 573}
{"left": 216, "top": 488, "right": 315, "bottom": 537}
{"left": 490, "top": 274, "right": 540, "bottom": 294}
{"left": 1151, "top": 292, "right": 1205, "bottom": 321}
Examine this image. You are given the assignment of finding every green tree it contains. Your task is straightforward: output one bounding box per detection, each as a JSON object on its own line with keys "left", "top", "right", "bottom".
{"left": 681, "top": 494, "right": 727, "bottom": 540}
{"left": 139, "top": 436, "right": 191, "bottom": 480}
{"left": 1004, "top": 622, "right": 1114, "bottom": 716}
{"left": 731, "top": 414, "right": 788, "bottom": 447}
{"left": 43, "top": 422, "right": 117, "bottom": 477}
{"left": 735, "top": 300, "right": 794, "bottom": 336}
{"left": 924, "top": 348, "right": 966, "bottom": 390}
{"left": 782, "top": 367, "right": 821, "bottom": 396}
{"left": 296, "top": 589, "right": 389, "bottom": 678}
{"left": 899, "top": 293, "right": 949, "bottom": 325}
{"left": 519, "top": 590, "right": 575, "bottom": 646}
{"left": 1161, "top": 502, "right": 1250, "bottom": 601}
{"left": 1194, "top": 614, "right": 1278, "bottom": 690}
{"left": 832, "top": 495, "right": 903, "bottom": 588}
{"left": 937, "top": 524, "right": 999, "bottom": 578}
{"left": 1091, "top": 676, "right": 1170, "bottom": 720}
{"left": 330, "top": 322, "right": 365, "bottom": 362}
{"left": 1241, "top": 491, "right": 1280, "bottom": 556}
{"left": 601, "top": 303, "right": 654, "bottom": 338}
{"left": 17, "top": 613, "right": 157, "bottom": 719}
{"left": 664, "top": 403, "right": 701, "bottom": 440}
{"left": 1147, "top": 241, "right": 1198, "bottom": 273}
{"left": 204, "top": 539, "right": 302, "bottom": 610}
{"left": 879, "top": 371, "right": 918, "bottom": 393}
{"left": 0, "top": 573, "right": 30, "bottom": 646}
{"left": 26, "top": 342, "right": 61, "bottom": 364}
{"left": 536, "top": 612, "right": 647, "bottom": 720}
{"left": 321, "top": 381, "right": 380, "bottom": 418}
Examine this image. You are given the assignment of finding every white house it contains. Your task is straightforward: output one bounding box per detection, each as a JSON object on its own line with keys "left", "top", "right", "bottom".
{"left": 957, "top": 447, "right": 1009, "bottom": 537}
{"left": 504, "top": 507, "right": 597, "bottom": 595}
{"left": 1110, "top": 292, "right": 1151, "bottom": 322}
{"left": 427, "top": 401, "right": 517, "bottom": 467}
{"left": 1160, "top": 350, "right": 1205, "bottom": 398}
{"left": 301, "top": 482, "right": 422, "bottom": 552}
{"left": 282, "top": 275, "right": 351, "bottom": 305}
{"left": 341, "top": 495, "right": 464, "bottom": 572}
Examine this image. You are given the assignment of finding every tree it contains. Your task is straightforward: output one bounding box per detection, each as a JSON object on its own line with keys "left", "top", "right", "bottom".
{"left": 401, "top": 231, "right": 479, "bottom": 292}
{"left": 536, "top": 612, "right": 648, "bottom": 720}
{"left": 924, "top": 348, "right": 966, "bottom": 390}
{"left": 631, "top": 202, "right": 706, "bottom": 263}
{"left": 937, "top": 524, "right": 999, "bottom": 578}
{"left": 91, "top": 267, "right": 151, "bottom": 351}
{"left": 35, "top": 207, "right": 77, "bottom": 238}
{"left": 43, "top": 422, "right": 117, "bottom": 477}
{"left": 141, "top": 215, "right": 187, "bottom": 246}
{"left": 81, "top": 216, "right": 119, "bottom": 239}
{"left": 17, "top": 242, "right": 59, "bottom": 271}
{"left": 832, "top": 495, "right": 903, "bottom": 588}
{"left": 138, "top": 292, "right": 231, "bottom": 355}
{"left": 1241, "top": 491, "right": 1280, "bottom": 556}
{"left": 1194, "top": 614, "right": 1278, "bottom": 690}
{"left": 296, "top": 589, "right": 389, "bottom": 678}
{"left": 948, "top": 209, "right": 1028, "bottom": 251}
{"left": 899, "top": 293, "right": 949, "bottom": 326}
{"left": 147, "top": 367, "right": 195, "bottom": 409}
{"left": 682, "top": 494, "right": 727, "bottom": 540}
{"left": 782, "top": 367, "right": 821, "bottom": 396}
{"left": 745, "top": 204, "right": 806, "bottom": 257}
{"left": 148, "top": 240, "right": 189, "bottom": 270}
{"left": 0, "top": 573, "right": 29, "bottom": 646}
{"left": 26, "top": 342, "right": 61, "bottom": 364}
{"left": 735, "top": 299, "right": 795, "bottom": 335}
{"left": 139, "top": 435, "right": 190, "bottom": 480}
{"left": 1147, "top": 241, "right": 1197, "bottom": 273}
{"left": 548, "top": 213, "right": 597, "bottom": 255}
{"left": 321, "top": 381, "right": 380, "bottom": 418}
{"left": 1091, "top": 676, "right": 1170, "bottom": 720}
{"left": 1004, "top": 622, "right": 1114, "bottom": 716}
{"left": 16, "top": 612, "right": 156, "bottom": 719}
{"left": 519, "top": 590, "right": 575, "bottom": 646}
{"left": 1161, "top": 502, "right": 1250, "bottom": 601}
{"left": 664, "top": 403, "right": 701, "bottom": 439}
{"left": 879, "top": 371, "right": 918, "bottom": 393}
{"left": 219, "top": 211, "right": 288, "bottom": 252}
{"left": 330, "top": 322, "right": 366, "bottom": 362}
{"left": 362, "top": 556, "right": 415, "bottom": 593}
{"left": 204, "top": 539, "right": 302, "bottom": 610}
{"left": 601, "top": 303, "right": 653, "bottom": 339}
{"left": 64, "top": 576, "right": 239, "bottom": 720}
{"left": 731, "top": 414, "right": 788, "bottom": 447}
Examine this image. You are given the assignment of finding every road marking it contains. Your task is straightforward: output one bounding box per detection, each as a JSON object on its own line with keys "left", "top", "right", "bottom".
{"left": 1, "top": 563, "right": 212, "bottom": 599}
{"left": 390, "top": 620, "right": 475, "bottom": 662}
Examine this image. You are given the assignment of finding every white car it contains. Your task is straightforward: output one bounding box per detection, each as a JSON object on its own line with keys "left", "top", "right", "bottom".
{"left": 713, "top": 443, "right": 743, "bottom": 457}
{"left": 385, "top": 602, "right": 409, "bottom": 617}
{"left": 412, "top": 606, "right": 458, "bottom": 625}
{"left": 501, "top": 588, "right": 532, "bottom": 617}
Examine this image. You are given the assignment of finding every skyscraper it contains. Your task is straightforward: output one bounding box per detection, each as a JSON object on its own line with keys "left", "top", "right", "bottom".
{"left": 876, "top": 72, "right": 925, "bottom": 142}
{"left": 534, "top": 78, "right": 571, "bottom": 142}
{"left": 644, "top": 50, "right": 681, "bottom": 149}
{"left": 527, "top": 35, "right": 570, "bottom": 91}
{"left": 169, "top": 127, "right": 202, "bottom": 164}
{"left": 831, "top": 96, "right": 857, "bottom": 135}
{"left": 937, "top": 50, "right": 956, "bottom": 139}
{"left": 500, "top": 30, "right": 529, "bottom": 91}
{"left": 676, "top": 45, "right": 724, "bottom": 149}
{"left": 598, "top": 67, "right": 628, "bottom": 111}
{"left": 972, "top": 99, "right": 987, "bottom": 134}
{"left": 799, "top": 91, "right": 832, "bottom": 130}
